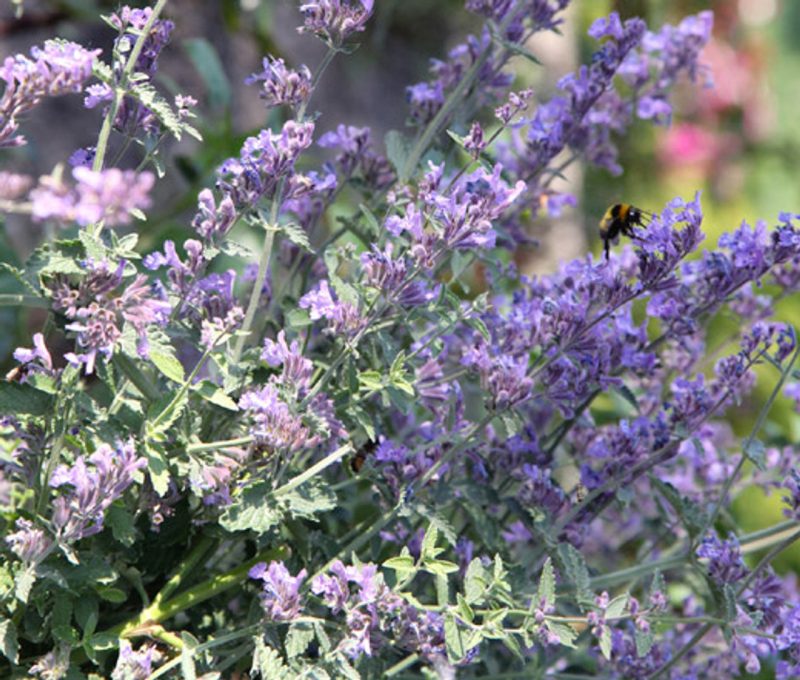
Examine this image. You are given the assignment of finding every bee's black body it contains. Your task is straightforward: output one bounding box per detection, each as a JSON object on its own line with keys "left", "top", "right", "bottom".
{"left": 599, "top": 203, "right": 650, "bottom": 259}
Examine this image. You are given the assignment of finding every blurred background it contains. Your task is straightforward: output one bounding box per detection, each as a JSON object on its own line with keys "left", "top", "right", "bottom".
{"left": 1, "top": 0, "right": 799, "bottom": 574}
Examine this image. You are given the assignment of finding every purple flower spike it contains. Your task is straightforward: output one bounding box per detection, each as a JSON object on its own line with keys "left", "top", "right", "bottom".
{"left": 298, "top": 0, "right": 374, "bottom": 45}
{"left": 249, "top": 561, "right": 307, "bottom": 621}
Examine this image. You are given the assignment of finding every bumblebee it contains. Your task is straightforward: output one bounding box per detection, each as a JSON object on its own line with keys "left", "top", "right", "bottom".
{"left": 599, "top": 203, "right": 652, "bottom": 259}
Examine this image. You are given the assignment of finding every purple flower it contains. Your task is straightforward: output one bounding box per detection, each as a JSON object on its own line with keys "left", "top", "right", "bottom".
{"left": 12, "top": 332, "right": 55, "bottom": 382}
{"left": 49, "top": 259, "right": 169, "bottom": 373}
{"left": 30, "top": 166, "right": 155, "bottom": 227}
{"left": 0, "top": 39, "right": 100, "bottom": 147}
{"left": 5, "top": 518, "right": 53, "bottom": 565}
{"left": 112, "top": 641, "right": 163, "bottom": 680}
{"left": 191, "top": 188, "right": 237, "bottom": 242}
{"left": 298, "top": 0, "right": 374, "bottom": 45}
{"left": 109, "top": 7, "right": 174, "bottom": 76}
{"left": 299, "top": 280, "right": 365, "bottom": 336}
{"left": 239, "top": 385, "right": 311, "bottom": 453}
{"left": 217, "top": 120, "right": 314, "bottom": 208}
{"left": 696, "top": 533, "right": 749, "bottom": 585}
{"left": 49, "top": 440, "right": 146, "bottom": 543}
{"left": 318, "top": 124, "right": 395, "bottom": 189}
{"left": 463, "top": 121, "right": 486, "bottom": 158}
{"left": 494, "top": 87, "right": 533, "bottom": 125}
{"left": 246, "top": 56, "right": 312, "bottom": 110}
{"left": 249, "top": 561, "right": 307, "bottom": 621}
{"left": 261, "top": 330, "right": 314, "bottom": 389}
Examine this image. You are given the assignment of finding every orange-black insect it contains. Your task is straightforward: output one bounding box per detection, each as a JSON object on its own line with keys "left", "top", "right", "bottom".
{"left": 350, "top": 439, "right": 377, "bottom": 473}
{"left": 599, "top": 203, "right": 652, "bottom": 259}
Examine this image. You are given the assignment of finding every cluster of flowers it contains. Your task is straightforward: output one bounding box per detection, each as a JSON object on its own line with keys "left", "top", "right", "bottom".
{"left": 1, "top": 0, "right": 800, "bottom": 678}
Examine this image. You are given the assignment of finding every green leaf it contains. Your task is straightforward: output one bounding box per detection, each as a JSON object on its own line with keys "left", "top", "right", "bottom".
{"left": 251, "top": 637, "right": 290, "bottom": 679}
{"left": 180, "top": 631, "right": 198, "bottom": 680}
{"left": 464, "top": 558, "right": 488, "bottom": 604}
{"left": 358, "top": 369, "right": 384, "bottom": 392}
{"left": 143, "top": 443, "right": 171, "bottom": 496}
{"left": 151, "top": 349, "right": 185, "bottom": 384}
{"left": 385, "top": 130, "right": 411, "bottom": 176}
{"left": 286, "top": 308, "right": 311, "bottom": 329}
{"left": 537, "top": 557, "right": 556, "bottom": 608}
{"left": 220, "top": 481, "right": 282, "bottom": 534}
{"left": 444, "top": 614, "right": 466, "bottom": 663}
{"left": 456, "top": 593, "right": 474, "bottom": 623}
{"left": 0, "top": 382, "right": 55, "bottom": 415}
{"left": 193, "top": 380, "right": 239, "bottom": 411}
{"left": 358, "top": 204, "right": 382, "bottom": 238}
{"left": 285, "top": 622, "right": 314, "bottom": 658}
{"left": 129, "top": 81, "right": 190, "bottom": 141}
{"left": 424, "top": 559, "right": 459, "bottom": 576}
{"left": 279, "top": 222, "right": 314, "bottom": 253}
{"left": 282, "top": 478, "right": 336, "bottom": 521}
{"left": 545, "top": 620, "right": 578, "bottom": 648}
{"left": 649, "top": 476, "right": 707, "bottom": 538}
{"left": 557, "top": 543, "right": 593, "bottom": 607}
{"left": 599, "top": 627, "right": 612, "bottom": 660}
{"left": 383, "top": 555, "right": 416, "bottom": 573}
{"left": 0, "top": 618, "right": 18, "bottom": 664}
{"left": 605, "top": 594, "right": 629, "bottom": 619}
{"left": 743, "top": 438, "right": 767, "bottom": 471}
{"left": 613, "top": 383, "right": 640, "bottom": 413}
{"left": 635, "top": 628, "right": 655, "bottom": 657}
{"left": 96, "top": 586, "right": 127, "bottom": 603}
{"left": 14, "top": 565, "right": 36, "bottom": 603}
{"left": 183, "top": 38, "right": 231, "bottom": 110}
{"left": 105, "top": 504, "right": 136, "bottom": 547}
{"left": 421, "top": 524, "right": 440, "bottom": 561}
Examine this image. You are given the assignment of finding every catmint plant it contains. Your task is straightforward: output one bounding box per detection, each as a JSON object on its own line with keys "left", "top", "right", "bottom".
{"left": 0, "top": 1, "right": 799, "bottom": 678}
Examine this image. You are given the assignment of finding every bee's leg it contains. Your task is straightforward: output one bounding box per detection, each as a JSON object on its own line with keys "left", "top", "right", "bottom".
{"left": 604, "top": 239, "right": 610, "bottom": 260}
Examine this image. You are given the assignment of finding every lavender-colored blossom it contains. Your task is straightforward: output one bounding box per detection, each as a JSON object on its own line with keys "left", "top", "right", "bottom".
{"left": 318, "top": 124, "right": 395, "bottom": 189}
{"left": 620, "top": 11, "right": 713, "bottom": 124}
{"left": 240, "top": 384, "right": 311, "bottom": 453}
{"left": 191, "top": 188, "right": 237, "bottom": 242}
{"left": 111, "top": 641, "right": 163, "bottom": 680}
{"left": 495, "top": 87, "right": 533, "bottom": 125}
{"left": 12, "top": 332, "right": 55, "bottom": 382}
{"left": 200, "top": 306, "right": 244, "bottom": 350}
{"left": 30, "top": 166, "right": 154, "bottom": 227}
{"left": 29, "top": 645, "right": 71, "bottom": 679}
{"left": 696, "top": 533, "right": 749, "bottom": 585}
{"left": 298, "top": 0, "right": 374, "bottom": 46}
{"left": 463, "top": 121, "right": 486, "bottom": 158}
{"left": 249, "top": 561, "right": 307, "bottom": 621}
{"left": 0, "top": 39, "right": 100, "bottom": 147}
{"left": 49, "top": 440, "right": 146, "bottom": 543}
{"left": 261, "top": 330, "right": 313, "bottom": 389}
{"left": 49, "top": 259, "right": 169, "bottom": 373}
{"left": 217, "top": 120, "right": 314, "bottom": 208}
{"left": 5, "top": 518, "right": 53, "bottom": 565}
{"left": 246, "top": 56, "right": 312, "bottom": 110}
{"left": 299, "top": 280, "right": 365, "bottom": 336}
{"left": 109, "top": 7, "right": 174, "bottom": 76}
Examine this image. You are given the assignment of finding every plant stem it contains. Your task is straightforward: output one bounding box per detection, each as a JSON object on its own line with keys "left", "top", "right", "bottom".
{"left": 92, "top": 0, "right": 168, "bottom": 176}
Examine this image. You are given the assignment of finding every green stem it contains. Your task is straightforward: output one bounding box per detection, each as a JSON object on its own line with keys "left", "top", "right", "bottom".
{"left": 694, "top": 337, "right": 799, "bottom": 547}
{"left": 92, "top": 0, "right": 168, "bottom": 175}
{"left": 0, "top": 293, "right": 48, "bottom": 308}
{"left": 232, "top": 224, "right": 275, "bottom": 364}
{"left": 113, "top": 353, "right": 161, "bottom": 404}
{"left": 109, "top": 545, "right": 287, "bottom": 640}
{"left": 273, "top": 442, "right": 353, "bottom": 498}
{"left": 186, "top": 436, "right": 253, "bottom": 453}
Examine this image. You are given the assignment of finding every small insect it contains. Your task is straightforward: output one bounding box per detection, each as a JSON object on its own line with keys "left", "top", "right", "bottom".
{"left": 350, "top": 439, "right": 377, "bottom": 473}
{"left": 599, "top": 203, "right": 652, "bottom": 259}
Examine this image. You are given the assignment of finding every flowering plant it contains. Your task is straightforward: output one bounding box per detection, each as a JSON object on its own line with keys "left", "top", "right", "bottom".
{"left": 1, "top": 1, "right": 800, "bottom": 678}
